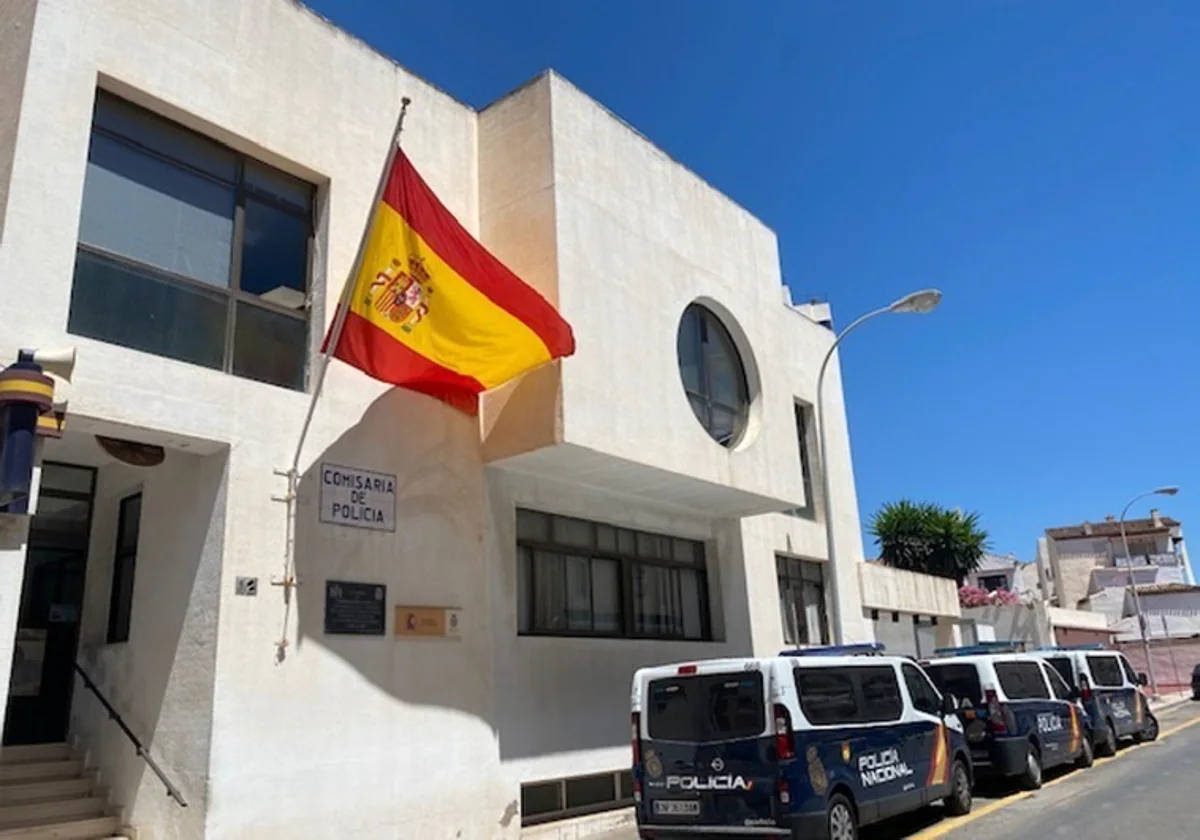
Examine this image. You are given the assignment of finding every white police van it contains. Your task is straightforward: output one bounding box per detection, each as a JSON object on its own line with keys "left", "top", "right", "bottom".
{"left": 1028, "top": 644, "right": 1158, "bottom": 755}
{"left": 630, "top": 644, "right": 972, "bottom": 839}
{"left": 922, "top": 645, "right": 1093, "bottom": 790}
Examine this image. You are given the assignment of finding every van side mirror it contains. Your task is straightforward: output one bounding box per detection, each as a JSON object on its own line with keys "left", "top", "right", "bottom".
{"left": 1068, "top": 687, "right": 1082, "bottom": 701}
{"left": 940, "top": 693, "right": 958, "bottom": 716}
{"left": 1137, "top": 672, "right": 1149, "bottom": 686}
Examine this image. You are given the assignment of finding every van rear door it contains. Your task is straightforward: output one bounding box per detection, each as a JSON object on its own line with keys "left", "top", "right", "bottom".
{"left": 640, "top": 668, "right": 779, "bottom": 829}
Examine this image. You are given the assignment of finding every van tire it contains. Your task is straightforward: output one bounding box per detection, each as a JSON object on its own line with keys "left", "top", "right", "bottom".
{"left": 1075, "top": 732, "right": 1094, "bottom": 768}
{"left": 826, "top": 793, "right": 858, "bottom": 840}
{"left": 1096, "top": 721, "right": 1118, "bottom": 757}
{"left": 943, "top": 759, "right": 972, "bottom": 816}
{"left": 1143, "top": 712, "right": 1159, "bottom": 742}
{"left": 1018, "top": 743, "right": 1043, "bottom": 790}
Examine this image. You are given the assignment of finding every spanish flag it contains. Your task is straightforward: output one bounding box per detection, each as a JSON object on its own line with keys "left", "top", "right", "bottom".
{"left": 325, "top": 147, "right": 575, "bottom": 415}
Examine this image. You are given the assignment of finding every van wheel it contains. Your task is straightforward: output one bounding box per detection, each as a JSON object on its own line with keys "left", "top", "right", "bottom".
{"left": 1075, "top": 732, "right": 1094, "bottom": 768}
{"left": 1096, "top": 721, "right": 1117, "bottom": 757}
{"left": 1143, "top": 712, "right": 1159, "bottom": 742}
{"left": 1018, "top": 743, "right": 1043, "bottom": 790}
{"left": 826, "top": 793, "right": 858, "bottom": 840}
{"left": 943, "top": 759, "right": 972, "bottom": 816}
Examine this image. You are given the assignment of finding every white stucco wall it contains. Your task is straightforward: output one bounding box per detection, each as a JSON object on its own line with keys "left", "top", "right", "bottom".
{"left": 0, "top": 2, "right": 876, "bottom": 839}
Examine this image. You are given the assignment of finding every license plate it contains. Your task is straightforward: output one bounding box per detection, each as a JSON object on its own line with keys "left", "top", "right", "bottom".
{"left": 654, "top": 799, "right": 700, "bottom": 816}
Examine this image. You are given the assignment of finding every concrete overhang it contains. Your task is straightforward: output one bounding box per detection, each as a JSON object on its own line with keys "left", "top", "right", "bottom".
{"left": 488, "top": 442, "right": 795, "bottom": 518}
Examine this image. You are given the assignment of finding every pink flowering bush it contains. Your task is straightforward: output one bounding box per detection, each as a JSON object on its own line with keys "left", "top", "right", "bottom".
{"left": 959, "top": 584, "right": 1021, "bottom": 607}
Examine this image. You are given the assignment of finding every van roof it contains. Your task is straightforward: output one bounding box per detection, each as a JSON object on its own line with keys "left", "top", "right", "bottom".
{"left": 633, "top": 653, "right": 914, "bottom": 682}
{"left": 924, "top": 652, "right": 1039, "bottom": 666}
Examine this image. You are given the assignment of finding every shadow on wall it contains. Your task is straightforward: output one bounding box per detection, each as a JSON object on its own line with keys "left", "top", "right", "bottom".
{"left": 73, "top": 448, "right": 227, "bottom": 839}
{"left": 290, "top": 388, "right": 495, "bottom": 725}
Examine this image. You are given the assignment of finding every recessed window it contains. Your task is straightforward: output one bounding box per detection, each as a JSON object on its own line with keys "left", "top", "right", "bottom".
{"left": 69, "top": 91, "right": 315, "bottom": 391}
{"left": 785, "top": 401, "right": 817, "bottom": 518}
{"left": 107, "top": 493, "right": 142, "bottom": 643}
{"left": 520, "top": 770, "right": 634, "bottom": 826}
{"left": 677, "top": 303, "right": 750, "bottom": 447}
{"left": 517, "top": 510, "right": 711, "bottom": 641}
{"left": 777, "top": 555, "right": 828, "bottom": 646}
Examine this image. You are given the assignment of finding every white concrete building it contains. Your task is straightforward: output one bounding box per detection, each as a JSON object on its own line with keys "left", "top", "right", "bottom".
{"left": 0, "top": 1, "right": 888, "bottom": 838}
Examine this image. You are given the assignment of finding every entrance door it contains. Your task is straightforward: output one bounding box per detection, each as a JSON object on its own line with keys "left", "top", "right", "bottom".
{"left": 4, "top": 463, "right": 96, "bottom": 746}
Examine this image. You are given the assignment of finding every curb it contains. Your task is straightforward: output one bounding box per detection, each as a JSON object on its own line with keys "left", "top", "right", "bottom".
{"left": 1150, "top": 693, "right": 1193, "bottom": 714}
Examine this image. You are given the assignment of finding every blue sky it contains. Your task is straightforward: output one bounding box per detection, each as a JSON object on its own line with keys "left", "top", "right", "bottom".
{"left": 307, "top": 1, "right": 1199, "bottom": 566}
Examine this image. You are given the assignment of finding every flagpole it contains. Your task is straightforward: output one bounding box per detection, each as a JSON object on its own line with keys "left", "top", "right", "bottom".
{"left": 289, "top": 95, "right": 412, "bottom": 479}
{"left": 271, "top": 96, "right": 411, "bottom": 662}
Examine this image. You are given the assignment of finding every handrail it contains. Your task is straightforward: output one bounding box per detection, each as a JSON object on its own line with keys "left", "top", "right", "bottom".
{"left": 72, "top": 661, "right": 187, "bottom": 807}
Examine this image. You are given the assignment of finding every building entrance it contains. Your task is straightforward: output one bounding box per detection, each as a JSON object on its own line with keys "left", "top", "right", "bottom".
{"left": 3, "top": 463, "right": 96, "bottom": 746}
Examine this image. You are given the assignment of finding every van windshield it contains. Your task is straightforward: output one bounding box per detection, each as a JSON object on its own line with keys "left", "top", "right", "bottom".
{"left": 923, "top": 663, "right": 983, "bottom": 705}
{"left": 646, "top": 672, "right": 765, "bottom": 743}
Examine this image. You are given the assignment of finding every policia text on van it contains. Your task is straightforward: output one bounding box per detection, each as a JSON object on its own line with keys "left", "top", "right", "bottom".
{"left": 630, "top": 644, "right": 973, "bottom": 839}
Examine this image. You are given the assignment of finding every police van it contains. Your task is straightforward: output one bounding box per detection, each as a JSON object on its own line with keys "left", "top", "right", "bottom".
{"left": 630, "top": 644, "right": 973, "bottom": 839}
{"left": 921, "top": 645, "right": 1093, "bottom": 790}
{"left": 1028, "top": 644, "right": 1158, "bottom": 756}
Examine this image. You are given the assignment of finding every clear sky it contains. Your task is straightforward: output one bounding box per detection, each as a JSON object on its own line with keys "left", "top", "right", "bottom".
{"left": 305, "top": 0, "right": 1199, "bottom": 566}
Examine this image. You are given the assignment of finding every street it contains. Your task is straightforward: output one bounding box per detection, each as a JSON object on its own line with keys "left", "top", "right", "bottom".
{"left": 603, "top": 699, "right": 1200, "bottom": 840}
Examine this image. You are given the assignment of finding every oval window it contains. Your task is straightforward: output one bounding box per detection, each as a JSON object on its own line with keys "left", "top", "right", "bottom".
{"left": 676, "top": 303, "right": 750, "bottom": 448}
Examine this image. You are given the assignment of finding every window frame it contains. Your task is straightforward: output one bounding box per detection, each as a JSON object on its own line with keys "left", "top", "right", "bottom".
{"left": 776, "top": 555, "right": 829, "bottom": 647}
{"left": 72, "top": 90, "right": 316, "bottom": 391}
{"left": 106, "top": 492, "right": 143, "bottom": 644}
{"left": 516, "top": 510, "right": 712, "bottom": 642}
{"left": 520, "top": 770, "right": 635, "bottom": 827}
{"left": 677, "top": 303, "right": 751, "bottom": 448}
{"left": 784, "top": 401, "right": 818, "bottom": 519}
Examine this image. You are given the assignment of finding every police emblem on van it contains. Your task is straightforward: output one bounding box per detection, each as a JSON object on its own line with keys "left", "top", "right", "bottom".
{"left": 644, "top": 749, "right": 663, "bottom": 780}
{"left": 806, "top": 746, "right": 828, "bottom": 795}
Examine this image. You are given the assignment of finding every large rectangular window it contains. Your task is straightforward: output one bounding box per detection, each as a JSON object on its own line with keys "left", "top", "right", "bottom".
{"left": 107, "top": 493, "right": 142, "bottom": 643}
{"left": 69, "top": 91, "right": 315, "bottom": 391}
{"left": 794, "top": 664, "right": 903, "bottom": 725}
{"left": 777, "top": 555, "right": 828, "bottom": 646}
{"left": 516, "top": 510, "right": 711, "bottom": 641}
{"left": 784, "top": 401, "right": 817, "bottom": 518}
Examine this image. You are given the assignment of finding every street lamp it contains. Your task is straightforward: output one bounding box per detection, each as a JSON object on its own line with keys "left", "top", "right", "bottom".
{"left": 1119, "top": 485, "right": 1179, "bottom": 700}
{"left": 816, "top": 289, "right": 943, "bottom": 645}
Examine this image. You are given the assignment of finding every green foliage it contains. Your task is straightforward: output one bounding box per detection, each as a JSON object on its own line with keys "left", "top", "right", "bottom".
{"left": 870, "top": 500, "right": 990, "bottom": 584}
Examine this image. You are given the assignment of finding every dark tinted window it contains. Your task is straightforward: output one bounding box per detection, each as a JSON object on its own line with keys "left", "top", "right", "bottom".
{"left": 902, "top": 663, "right": 942, "bottom": 714}
{"left": 924, "top": 663, "right": 984, "bottom": 705}
{"left": 995, "top": 662, "right": 1051, "bottom": 700}
{"left": 1118, "top": 655, "right": 1139, "bottom": 685}
{"left": 1044, "top": 664, "right": 1073, "bottom": 700}
{"left": 1087, "top": 655, "right": 1124, "bottom": 688}
{"left": 646, "top": 672, "right": 765, "bottom": 742}
{"left": 1045, "top": 657, "right": 1075, "bottom": 688}
{"left": 795, "top": 665, "right": 902, "bottom": 725}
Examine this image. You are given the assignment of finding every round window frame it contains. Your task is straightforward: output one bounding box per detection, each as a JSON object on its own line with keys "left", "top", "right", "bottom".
{"left": 675, "top": 300, "right": 761, "bottom": 450}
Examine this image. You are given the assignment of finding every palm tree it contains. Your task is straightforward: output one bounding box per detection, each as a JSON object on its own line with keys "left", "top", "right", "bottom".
{"left": 870, "top": 500, "right": 990, "bottom": 584}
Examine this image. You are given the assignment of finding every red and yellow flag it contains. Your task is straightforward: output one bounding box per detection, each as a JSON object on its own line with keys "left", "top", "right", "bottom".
{"left": 325, "top": 148, "right": 574, "bottom": 415}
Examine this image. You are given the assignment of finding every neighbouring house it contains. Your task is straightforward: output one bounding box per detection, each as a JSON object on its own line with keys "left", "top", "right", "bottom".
{"left": 965, "top": 552, "right": 1040, "bottom": 597}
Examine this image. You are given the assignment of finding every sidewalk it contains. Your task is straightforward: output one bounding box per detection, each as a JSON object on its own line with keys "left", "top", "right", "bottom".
{"left": 1150, "top": 690, "right": 1193, "bottom": 712}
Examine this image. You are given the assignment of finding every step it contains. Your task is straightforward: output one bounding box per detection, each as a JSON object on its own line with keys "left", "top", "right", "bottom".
{"left": 0, "top": 779, "right": 97, "bottom": 807}
{"left": 0, "top": 748, "right": 69, "bottom": 767}
{"left": 0, "top": 799, "right": 108, "bottom": 830}
{"left": 0, "top": 816, "right": 119, "bottom": 840}
{"left": 0, "top": 763, "right": 83, "bottom": 786}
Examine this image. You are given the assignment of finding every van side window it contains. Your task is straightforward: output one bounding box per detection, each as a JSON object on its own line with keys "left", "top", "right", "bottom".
{"left": 1118, "top": 655, "right": 1139, "bottom": 685}
{"left": 795, "top": 665, "right": 902, "bottom": 725}
{"left": 1045, "top": 656, "right": 1075, "bottom": 688}
{"left": 1043, "top": 664, "right": 1073, "bottom": 700}
{"left": 924, "top": 663, "right": 983, "bottom": 705}
{"left": 994, "top": 661, "right": 1050, "bottom": 700}
{"left": 1086, "top": 655, "right": 1124, "bottom": 688}
{"left": 901, "top": 663, "right": 941, "bottom": 714}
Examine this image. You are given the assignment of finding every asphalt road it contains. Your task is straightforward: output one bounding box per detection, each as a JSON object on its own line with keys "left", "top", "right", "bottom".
{"left": 600, "top": 700, "right": 1200, "bottom": 840}
{"left": 867, "top": 698, "right": 1200, "bottom": 840}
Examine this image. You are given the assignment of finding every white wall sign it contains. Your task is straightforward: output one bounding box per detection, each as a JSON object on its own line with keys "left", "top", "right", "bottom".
{"left": 319, "top": 463, "right": 397, "bottom": 532}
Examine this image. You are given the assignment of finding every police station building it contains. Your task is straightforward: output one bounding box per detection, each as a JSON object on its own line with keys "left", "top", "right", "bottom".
{"left": 0, "top": 1, "right": 880, "bottom": 838}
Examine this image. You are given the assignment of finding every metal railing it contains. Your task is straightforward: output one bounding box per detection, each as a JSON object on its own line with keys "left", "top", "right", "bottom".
{"left": 72, "top": 661, "right": 187, "bottom": 807}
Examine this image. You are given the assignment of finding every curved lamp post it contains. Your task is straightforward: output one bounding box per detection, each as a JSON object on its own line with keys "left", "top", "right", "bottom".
{"left": 817, "top": 289, "right": 942, "bottom": 645}
{"left": 1119, "top": 485, "right": 1179, "bottom": 700}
